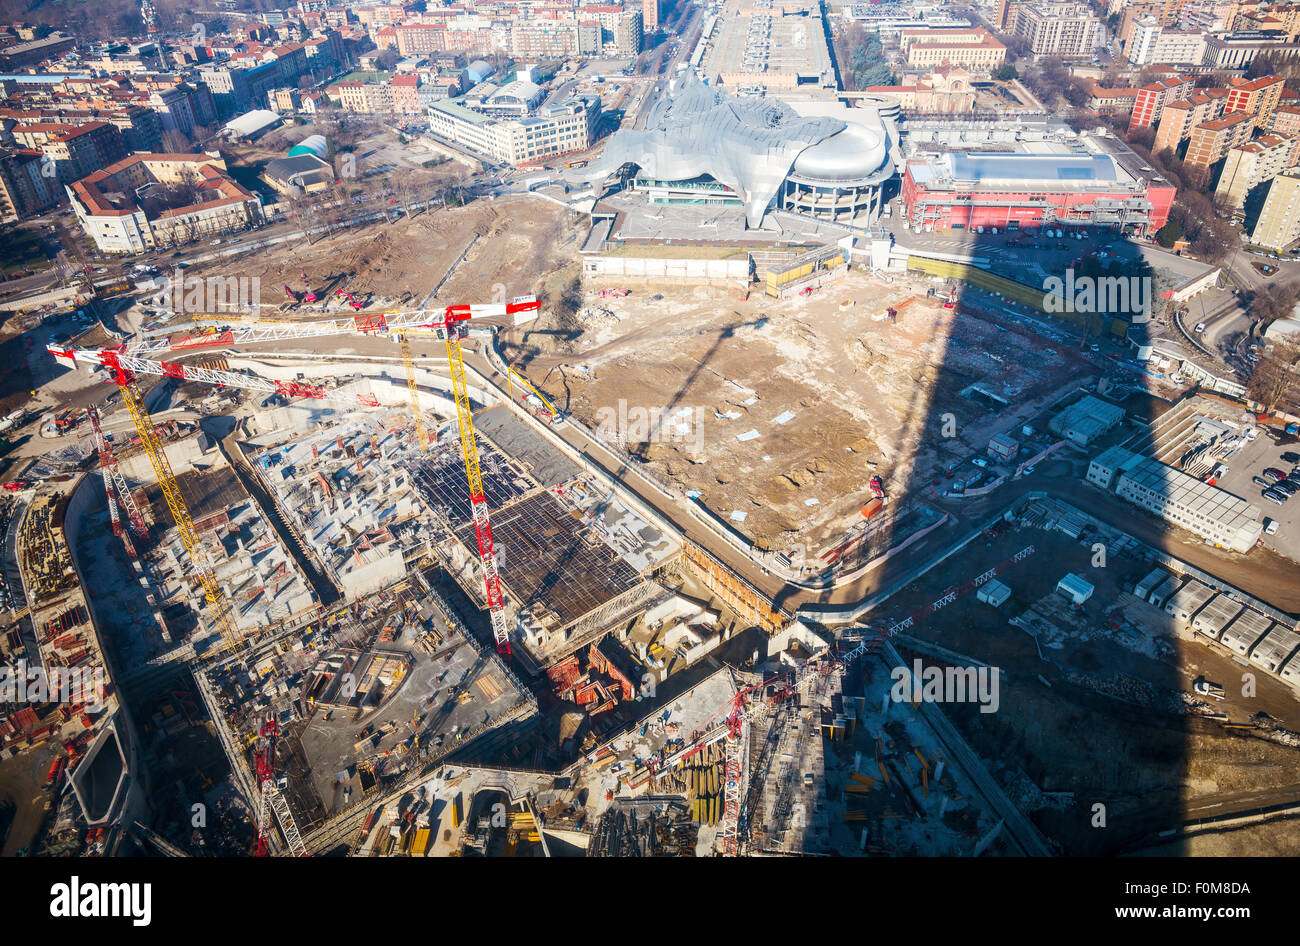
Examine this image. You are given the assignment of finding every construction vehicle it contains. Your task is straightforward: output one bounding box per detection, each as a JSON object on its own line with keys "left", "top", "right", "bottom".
{"left": 253, "top": 717, "right": 306, "bottom": 857}
{"left": 282, "top": 284, "right": 300, "bottom": 304}
{"left": 1, "top": 481, "right": 30, "bottom": 492}
{"left": 300, "top": 269, "right": 317, "bottom": 304}
{"left": 48, "top": 295, "right": 541, "bottom": 660}
{"left": 336, "top": 289, "right": 364, "bottom": 311}
{"left": 1193, "top": 677, "right": 1225, "bottom": 701}
{"left": 868, "top": 475, "right": 884, "bottom": 499}
{"left": 942, "top": 283, "right": 957, "bottom": 309}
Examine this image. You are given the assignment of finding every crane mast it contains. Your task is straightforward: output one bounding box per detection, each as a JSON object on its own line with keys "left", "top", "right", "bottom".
{"left": 50, "top": 296, "right": 540, "bottom": 663}
{"left": 100, "top": 351, "right": 244, "bottom": 656}
{"left": 253, "top": 718, "right": 306, "bottom": 857}
{"left": 85, "top": 406, "right": 148, "bottom": 540}
{"left": 399, "top": 333, "right": 430, "bottom": 452}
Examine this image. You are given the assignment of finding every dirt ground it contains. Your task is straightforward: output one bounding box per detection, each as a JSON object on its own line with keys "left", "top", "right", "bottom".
{"left": 189, "top": 196, "right": 581, "bottom": 315}
{"left": 888, "top": 521, "right": 1300, "bottom": 854}
{"left": 516, "top": 269, "right": 1091, "bottom": 553}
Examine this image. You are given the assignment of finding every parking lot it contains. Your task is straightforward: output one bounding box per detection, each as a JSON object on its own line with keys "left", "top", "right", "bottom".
{"left": 1215, "top": 428, "right": 1300, "bottom": 562}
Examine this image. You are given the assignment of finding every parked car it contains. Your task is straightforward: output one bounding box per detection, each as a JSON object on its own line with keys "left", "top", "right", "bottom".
{"left": 1253, "top": 476, "right": 1273, "bottom": 488}
{"left": 1265, "top": 518, "right": 1280, "bottom": 535}
{"left": 1263, "top": 468, "right": 1286, "bottom": 481}
{"left": 1282, "top": 452, "right": 1300, "bottom": 463}
{"left": 1262, "top": 489, "right": 1287, "bottom": 504}
{"left": 1274, "top": 479, "right": 1299, "bottom": 496}
{"left": 1194, "top": 322, "right": 1207, "bottom": 333}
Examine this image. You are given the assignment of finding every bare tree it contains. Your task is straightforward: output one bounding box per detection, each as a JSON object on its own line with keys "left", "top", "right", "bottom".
{"left": 1247, "top": 339, "right": 1300, "bottom": 413}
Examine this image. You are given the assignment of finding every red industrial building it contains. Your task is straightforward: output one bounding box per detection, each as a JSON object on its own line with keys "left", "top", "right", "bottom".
{"left": 900, "top": 148, "right": 1176, "bottom": 237}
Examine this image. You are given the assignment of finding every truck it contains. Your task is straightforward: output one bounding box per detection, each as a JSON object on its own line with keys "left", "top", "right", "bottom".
{"left": 1193, "top": 677, "right": 1225, "bottom": 701}
{"left": 860, "top": 497, "right": 883, "bottom": 519}
{"left": 1287, "top": 422, "right": 1300, "bottom": 437}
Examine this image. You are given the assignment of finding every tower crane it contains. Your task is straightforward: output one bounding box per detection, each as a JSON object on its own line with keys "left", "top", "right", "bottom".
{"left": 85, "top": 406, "right": 149, "bottom": 542}
{"left": 48, "top": 296, "right": 541, "bottom": 660}
{"left": 253, "top": 718, "right": 306, "bottom": 857}
{"left": 399, "top": 333, "right": 430, "bottom": 452}
{"left": 655, "top": 629, "right": 887, "bottom": 855}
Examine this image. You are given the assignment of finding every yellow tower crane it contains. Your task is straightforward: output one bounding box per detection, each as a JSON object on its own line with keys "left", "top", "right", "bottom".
{"left": 399, "top": 333, "right": 430, "bottom": 451}
{"left": 110, "top": 355, "right": 244, "bottom": 655}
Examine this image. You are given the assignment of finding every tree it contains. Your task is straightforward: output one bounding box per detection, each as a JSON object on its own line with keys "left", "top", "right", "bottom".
{"left": 992, "top": 64, "right": 1018, "bottom": 81}
{"left": 1154, "top": 220, "right": 1183, "bottom": 248}
{"left": 1246, "top": 339, "right": 1300, "bottom": 413}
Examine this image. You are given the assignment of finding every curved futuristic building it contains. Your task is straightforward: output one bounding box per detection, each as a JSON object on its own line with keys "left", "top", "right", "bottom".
{"left": 572, "top": 75, "right": 898, "bottom": 229}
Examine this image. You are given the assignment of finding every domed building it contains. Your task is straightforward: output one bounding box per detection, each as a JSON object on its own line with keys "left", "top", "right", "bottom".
{"left": 570, "top": 74, "right": 899, "bottom": 230}
{"left": 288, "top": 134, "right": 329, "bottom": 160}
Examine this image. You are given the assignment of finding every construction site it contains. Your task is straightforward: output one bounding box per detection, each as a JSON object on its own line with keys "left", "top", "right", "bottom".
{"left": 514, "top": 265, "right": 1095, "bottom": 565}
{"left": 2, "top": 152, "right": 1297, "bottom": 864}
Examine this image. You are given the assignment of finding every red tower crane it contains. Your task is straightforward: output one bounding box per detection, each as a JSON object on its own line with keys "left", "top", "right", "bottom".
{"left": 85, "top": 405, "right": 149, "bottom": 542}
{"left": 300, "top": 269, "right": 317, "bottom": 304}
{"left": 49, "top": 295, "right": 542, "bottom": 660}
{"left": 253, "top": 718, "right": 306, "bottom": 857}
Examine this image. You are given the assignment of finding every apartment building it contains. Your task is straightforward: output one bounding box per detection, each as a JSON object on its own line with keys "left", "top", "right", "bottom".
{"left": 1268, "top": 103, "right": 1300, "bottom": 136}
{"left": 336, "top": 81, "right": 394, "bottom": 115}
{"left": 1127, "top": 14, "right": 1209, "bottom": 66}
{"left": 9, "top": 121, "right": 127, "bottom": 186}
{"left": 1184, "top": 111, "right": 1257, "bottom": 188}
{"left": 900, "top": 27, "right": 1007, "bottom": 69}
{"left": 0, "top": 148, "right": 56, "bottom": 221}
{"left": 1009, "top": 2, "right": 1104, "bottom": 58}
{"left": 1226, "top": 74, "right": 1286, "bottom": 125}
{"left": 1251, "top": 170, "right": 1300, "bottom": 249}
{"left": 643, "top": 0, "right": 659, "bottom": 33}
{"left": 1215, "top": 132, "right": 1298, "bottom": 211}
{"left": 68, "top": 153, "right": 262, "bottom": 254}
{"left": 1128, "top": 75, "right": 1194, "bottom": 134}
{"left": 1152, "top": 88, "right": 1228, "bottom": 153}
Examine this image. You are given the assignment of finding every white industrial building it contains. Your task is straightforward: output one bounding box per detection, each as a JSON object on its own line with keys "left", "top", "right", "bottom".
{"left": 1050, "top": 395, "right": 1125, "bottom": 447}
{"left": 1055, "top": 573, "right": 1093, "bottom": 605}
{"left": 1088, "top": 446, "right": 1264, "bottom": 553}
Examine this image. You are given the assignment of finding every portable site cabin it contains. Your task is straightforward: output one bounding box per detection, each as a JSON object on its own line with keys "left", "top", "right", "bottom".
{"left": 1248, "top": 626, "right": 1300, "bottom": 675}
{"left": 977, "top": 579, "right": 1011, "bottom": 608}
{"left": 1164, "top": 579, "right": 1214, "bottom": 624}
{"left": 1190, "top": 594, "right": 1243, "bottom": 639}
{"left": 1132, "top": 567, "right": 1168, "bottom": 602}
{"left": 1218, "top": 610, "right": 1273, "bottom": 656}
{"left": 1148, "top": 574, "right": 1183, "bottom": 609}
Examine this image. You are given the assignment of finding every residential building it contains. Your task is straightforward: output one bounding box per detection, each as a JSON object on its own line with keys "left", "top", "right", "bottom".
{"left": 1251, "top": 169, "right": 1300, "bottom": 249}
{"left": 1008, "top": 2, "right": 1104, "bottom": 58}
{"left": 68, "top": 153, "right": 262, "bottom": 254}
{"left": 1226, "top": 74, "right": 1286, "bottom": 125}
{"left": 1214, "top": 132, "right": 1298, "bottom": 211}
{"left": 0, "top": 147, "right": 56, "bottom": 221}
{"left": 1128, "top": 75, "right": 1193, "bottom": 134}
{"left": 1184, "top": 110, "right": 1256, "bottom": 188}
{"left": 1152, "top": 88, "right": 1229, "bottom": 153}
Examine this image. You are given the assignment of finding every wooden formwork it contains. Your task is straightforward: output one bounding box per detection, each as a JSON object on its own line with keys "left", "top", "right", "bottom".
{"left": 676, "top": 542, "right": 788, "bottom": 633}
